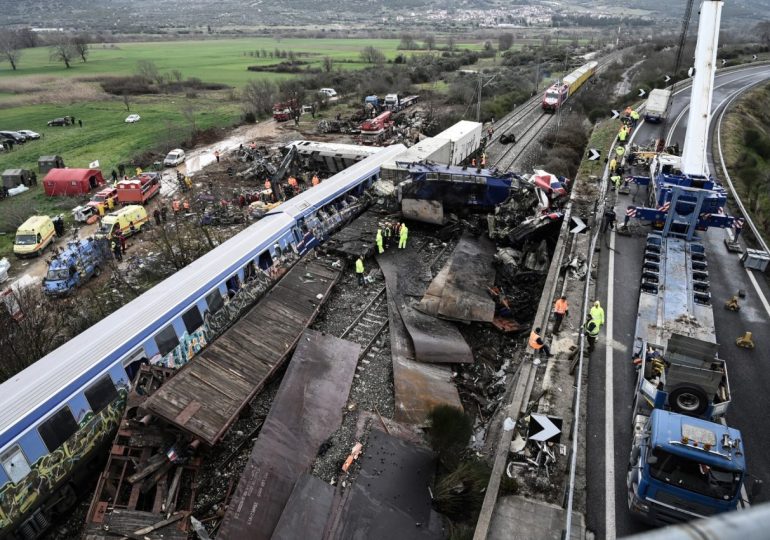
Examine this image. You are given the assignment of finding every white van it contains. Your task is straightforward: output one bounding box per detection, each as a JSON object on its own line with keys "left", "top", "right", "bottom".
{"left": 318, "top": 88, "right": 338, "bottom": 101}
{"left": 163, "top": 148, "right": 186, "bottom": 167}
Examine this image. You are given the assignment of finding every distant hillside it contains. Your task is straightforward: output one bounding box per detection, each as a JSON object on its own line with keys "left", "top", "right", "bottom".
{"left": 1, "top": 0, "right": 767, "bottom": 30}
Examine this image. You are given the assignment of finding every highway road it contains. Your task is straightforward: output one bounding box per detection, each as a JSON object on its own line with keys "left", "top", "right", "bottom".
{"left": 584, "top": 63, "right": 770, "bottom": 539}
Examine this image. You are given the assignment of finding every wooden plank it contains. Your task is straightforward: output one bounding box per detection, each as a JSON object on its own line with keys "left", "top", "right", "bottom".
{"left": 145, "top": 257, "right": 342, "bottom": 445}
{"left": 174, "top": 401, "right": 201, "bottom": 426}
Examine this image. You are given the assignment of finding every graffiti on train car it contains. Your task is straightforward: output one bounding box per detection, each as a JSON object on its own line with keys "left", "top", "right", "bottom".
{"left": 0, "top": 385, "right": 129, "bottom": 530}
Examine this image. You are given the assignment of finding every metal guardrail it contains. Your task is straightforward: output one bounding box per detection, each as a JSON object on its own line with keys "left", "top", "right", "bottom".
{"left": 714, "top": 78, "right": 770, "bottom": 255}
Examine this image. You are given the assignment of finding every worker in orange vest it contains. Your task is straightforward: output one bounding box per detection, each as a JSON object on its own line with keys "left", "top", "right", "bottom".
{"left": 172, "top": 199, "right": 181, "bottom": 213}
{"left": 182, "top": 199, "right": 190, "bottom": 211}
{"left": 552, "top": 295, "right": 569, "bottom": 334}
{"left": 287, "top": 176, "right": 298, "bottom": 196}
{"left": 528, "top": 327, "right": 553, "bottom": 357}
{"left": 312, "top": 175, "right": 320, "bottom": 187}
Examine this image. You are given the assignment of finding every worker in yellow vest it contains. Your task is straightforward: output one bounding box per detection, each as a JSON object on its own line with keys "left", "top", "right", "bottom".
{"left": 355, "top": 256, "right": 365, "bottom": 287}
{"left": 398, "top": 223, "right": 409, "bottom": 249}
{"left": 376, "top": 228, "right": 384, "bottom": 254}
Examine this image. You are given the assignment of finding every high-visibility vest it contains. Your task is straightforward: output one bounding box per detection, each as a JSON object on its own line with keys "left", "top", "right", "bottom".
{"left": 529, "top": 331, "right": 543, "bottom": 350}
{"left": 616, "top": 146, "right": 625, "bottom": 157}
{"left": 376, "top": 230, "right": 383, "bottom": 244}
{"left": 400, "top": 225, "right": 408, "bottom": 239}
{"left": 590, "top": 305, "right": 605, "bottom": 326}
{"left": 355, "top": 258, "right": 364, "bottom": 274}
{"left": 554, "top": 299, "right": 568, "bottom": 314}
{"left": 631, "top": 110, "right": 640, "bottom": 120}
{"left": 611, "top": 175, "right": 622, "bottom": 187}
{"left": 609, "top": 159, "right": 617, "bottom": 170}
{"left": 584, "top": 320, "right": 600, "bottom": 337}
{"left": 618, "top": 130, "right": 627, "bottom": 141}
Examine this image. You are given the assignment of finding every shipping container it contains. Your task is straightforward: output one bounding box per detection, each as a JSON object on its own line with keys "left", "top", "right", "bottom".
{"left": 434, "top": 120, "right": 483, "bottom": 165}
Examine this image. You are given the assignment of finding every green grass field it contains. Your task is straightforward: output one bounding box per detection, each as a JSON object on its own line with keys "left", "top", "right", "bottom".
{"left": 0, "top": 38, "right": 479, "bottom": 88}
{"left": 0, "top": 93, "right": 240, "bottom": 172}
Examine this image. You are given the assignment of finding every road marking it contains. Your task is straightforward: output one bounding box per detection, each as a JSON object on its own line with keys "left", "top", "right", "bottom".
{"left": 605, "top": 228, "right": 616, "bottom": 539}
{"left": 744, "top": 269, "right": 770, "bottom": 320}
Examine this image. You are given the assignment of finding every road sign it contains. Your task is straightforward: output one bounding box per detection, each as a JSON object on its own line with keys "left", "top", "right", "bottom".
{"left": 638, "top": 89, "right": 646, "bottom": 98}
{"left": 570, "top": 216, "right": 587, "bottom": 234}
{"left": 588, "top": 148, "right": 600, "bottom": 161}
{"left": 688, "top": 67, "right": 696, "bottom": 76}
{"left": 664, "top": 75, "right": 671, "bottom": 83}
{"left": 753, "top": 54, "right": 758, "bottom": 60}
{"left": 529, "top": 414, "right": 563, "bottom": 442}
{"left": 721, "top": 59, "right": 726, "bottom": 66}
{"left": 611, "top": 109, "right": 619, "bottom": 119}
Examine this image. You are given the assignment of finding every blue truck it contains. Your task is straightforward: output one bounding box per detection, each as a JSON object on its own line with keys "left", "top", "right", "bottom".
{"left": 43, "top": 238, "right": 109, "bottom": 296}
{"left": 623, "top": 153, "right": 761, "bottom": 524}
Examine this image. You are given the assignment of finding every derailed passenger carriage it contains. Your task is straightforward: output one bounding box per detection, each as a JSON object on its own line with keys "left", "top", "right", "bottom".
{"left": 0, "top": 144, "right": 406, "bottom": 539}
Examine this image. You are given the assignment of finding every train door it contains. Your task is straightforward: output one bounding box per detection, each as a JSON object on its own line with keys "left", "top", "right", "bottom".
{"left": 226, "top": 274, "right": 241, "bottom": 298}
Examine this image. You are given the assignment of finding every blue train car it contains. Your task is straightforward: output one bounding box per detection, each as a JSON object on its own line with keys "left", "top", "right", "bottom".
{"left": 0, "top": 143, "right": 406, "bottom": 539}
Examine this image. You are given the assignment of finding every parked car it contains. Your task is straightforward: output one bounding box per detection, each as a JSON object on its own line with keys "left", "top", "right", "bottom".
{"left": 0, "top": 131, "right": 26, "bottom": 143}
{"left": 319, "top": 88, "right": 338, "bottom": 98}
{"left": 47, "top": 117, "right": 70, "bottom": 127}
{"left": 17, "top": 130, "right": 40, "bottom": 140}
{"left": 163, "top": 148, "right": 186, "bottom": 167}
{"left": 125, "top": 114, "right": 141, "bottom": 123}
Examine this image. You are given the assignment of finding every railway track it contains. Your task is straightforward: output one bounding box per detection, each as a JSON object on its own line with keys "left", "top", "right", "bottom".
{"left": 486, "top": 49, "right": 626, "bottom": 173}
{"left": 338, "top": 286, "right": 389, "bottom": 359}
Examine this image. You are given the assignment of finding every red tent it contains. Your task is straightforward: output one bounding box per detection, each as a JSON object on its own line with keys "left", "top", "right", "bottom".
{"left": 43, "top": 168, "right": 105, "bottom": 196}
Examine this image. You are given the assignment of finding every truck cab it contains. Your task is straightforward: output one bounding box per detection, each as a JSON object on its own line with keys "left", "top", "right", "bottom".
{"left": 627, "top": 409, "right": 748, "bottom": 526}
{"left": 88, "top": 187, "right": 119, "bottom": 214}
{"left": 384, "top": 93, "right": 400, "bottom": 110}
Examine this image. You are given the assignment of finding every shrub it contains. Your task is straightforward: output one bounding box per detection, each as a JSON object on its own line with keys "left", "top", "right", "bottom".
{"left": 426, "top": 405, "right": 473, "bottom": 468}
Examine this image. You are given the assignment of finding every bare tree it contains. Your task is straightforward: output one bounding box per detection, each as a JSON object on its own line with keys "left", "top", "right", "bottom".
{"left": 49, "top": 39, "right": 77, "bottom": 69}
{"left": 447, "top": 36, "right": 456, "bottom": 52}
{"left": 424, "top": 35, "right": 436, "bottom": 51}
{"left": 0, "top": 30, "right": 22, "bottom": 70}
{"left": 241, "top": 79, "right": 277, "bottom": 117}
{"left": 498, "top": 33, "right": 514, "bottom": 51}
{"left": 122, "top": 93, "right": 131, "bottom": 112}
{"left": 756, "top": 21, "right": 770, "bottom": 44}
{"left": 136, "top": 59, "right": 161, "bottom": 84}
{"left": 322, "top": 56, "right": 334, "bottom": 72}
{"left": 398, "top": 33, "right": 418, "bottom": 50}
{"left": 72, "top": 34, "right": 90, "bottom": 62}
{"left": 181, "top": 104, "right": 197, "bottom": 135}
{"left": 360, "top": 45, "right": 386, "bottom": 65}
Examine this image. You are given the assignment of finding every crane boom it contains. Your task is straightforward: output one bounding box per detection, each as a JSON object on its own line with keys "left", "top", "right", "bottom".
{"left": 680, "top": 0, "right": 724, "bottom": 177}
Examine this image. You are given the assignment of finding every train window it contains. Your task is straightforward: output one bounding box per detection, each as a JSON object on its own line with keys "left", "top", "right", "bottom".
{"left": 182, "top": 306, "right": 204, "bottom": 334}
{"left": 258, "top": 250, "right": 273, "bottom": 270}
{"left": 243, "top": 261, "right": 257, "bottom": 282}
{"left": 84, "top": 374, "right": 118, "bottom": 414}
{"left": 206, "top": 290, "right": 224, "bottom": 315}
{"left": 1, "top": 445, "right": 31, "bottom": 484}
{"left": 38, "top": 407, "right": 78, "bottom": 453}
{"left": 154, "top": 325, "right": 179, "bottom": 356}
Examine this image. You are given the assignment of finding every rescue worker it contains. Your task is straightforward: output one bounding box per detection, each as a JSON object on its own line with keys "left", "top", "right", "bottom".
{"left": 528, "top": 327, "right": 553, "bottom": 357}
{"left": 214, "top": 150, "right": 220, "bottom": 163}
{"left": 111, "top": 239, "right": 123, "bottom": 261}
{"left": 172, "top": 199, "right": 181, "bottom": 213}
{"left": 630, "top": 109, "right": 640, "bottom": 127}
{"left": 161, "top": 205, "right": 168, "bottom": 222}
{"left": 383, "top": 222, "right": 392, "bottom": 248}
{"left": 135, "top": 167, "right": 143, "bottom": 177}
{"left": 312, "top": 174, "right": 320, "bottom": 187}
{"left": 288, "top": 176, "right": 299, "bottom": 193}
{"left": 552, "top": 295, "right": 569, "bottom": 334}
{"left": 603, "top": 208, "right": 617, "bottom": 232}
{"left": 611, "top": 173, "right": 622, "bottom": 191}
{"left": 107, "top": 196, "right": 115, "bottom": 211}
{"left": 615, "top": 145, "right": 625, "bottom": 160}
{"left": 355, "top": 255, "right": 365, "bottom": 287}
{"left": 153, "top": 208, "right": 162, "bottom": 226}
{"left": 618, "top": 127, "right": 628, "bottom": 146}
{"left": 376, "top": 228, "right": 384, "bottom": 254}
{"left": 111, "top": 169, "right": 118, "bottom": 183}
{"left": 471, "top": 158, "right": 477, "bottom": 167}
{"left": 584, "top": 316, "right": 600, "bottom": 353}
{"left": 182, "top": 199, "right": 191, "bottom": 212}
{"left": 398, "top": 222, "right": 409, "bottom": 249}
{"left": 480, "top": 153, "right": 487, "bottom": 167}
{"left": 590, "top": 301, "right": 605, "bottom": 328}
{"left": 184, "top": 176, "right": 192, "bottom": 190}
{"left": 609, "top": 158, "right": 617, "bottom": 174}
{"left": 115, "top": 229, "right": 127, "bottom": 252}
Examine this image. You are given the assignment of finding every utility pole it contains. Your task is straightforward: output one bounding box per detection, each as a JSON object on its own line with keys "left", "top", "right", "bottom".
{"left": 476, "top": 72, "right": 499, "bottom": 123}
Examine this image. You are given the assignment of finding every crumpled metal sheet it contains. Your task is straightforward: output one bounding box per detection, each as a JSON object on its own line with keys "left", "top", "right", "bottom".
{"left": 417, "top": 232, "right": 496, "bottom": 322}
{"left": 378, "top": 249, "right": 473, "bottom": 364}
{"left": 218, "top": 329, "right": 360, "bottom": 540}
{"left": 377, "top": 251, "right": 464, "bottom": 424}
{"left": 326, "top": 429, "right": 443, "bottom": 540}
